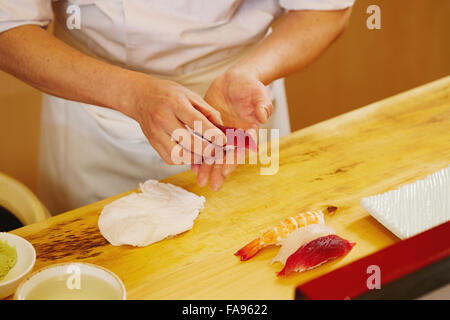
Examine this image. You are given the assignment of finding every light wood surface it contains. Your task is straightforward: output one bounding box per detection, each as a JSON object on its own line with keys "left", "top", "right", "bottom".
{"left": 11, "top": 76, "right": 450, "bottom": 299}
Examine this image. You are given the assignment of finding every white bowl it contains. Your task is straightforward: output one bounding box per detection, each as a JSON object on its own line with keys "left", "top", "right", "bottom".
{"left": 0, "top": 232, "right": 36, "bottom": 299}
{"left": 14, "top": 262, "right": 126, "bottom": 300}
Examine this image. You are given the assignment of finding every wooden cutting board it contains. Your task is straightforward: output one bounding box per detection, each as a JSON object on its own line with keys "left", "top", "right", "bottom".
{"left": 11, "top": 76, "right": 450, "bottom": 299}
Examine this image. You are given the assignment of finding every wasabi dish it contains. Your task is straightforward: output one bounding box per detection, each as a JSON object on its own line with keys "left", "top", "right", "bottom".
{"left": 0, "top": 240, "right": 17, "bottom": 281}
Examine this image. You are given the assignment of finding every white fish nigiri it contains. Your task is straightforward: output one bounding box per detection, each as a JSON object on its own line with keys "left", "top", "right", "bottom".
{"left": 272, "top": 224, "right": 336, "bottom": 265}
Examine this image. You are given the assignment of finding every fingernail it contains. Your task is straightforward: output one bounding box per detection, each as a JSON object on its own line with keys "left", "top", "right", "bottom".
{"left": 210, "top": 181, "right": 222, "bottom": 191}
{"left": 222, "top": 166, "right": 234, "bottom": 177}
{"left": 259, "top": 105, "right": 268, "bottom": 122}
{"left": 197, "top": 174, "right": 208, "bottom": 187}
{"left": 216, "top": 113, "right": 224, "bottom": 126}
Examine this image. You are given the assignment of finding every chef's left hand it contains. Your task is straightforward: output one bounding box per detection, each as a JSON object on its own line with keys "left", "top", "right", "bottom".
{"left": 192, "top": 70, "right": 273, "bottom": 191}
{"left": 205, "top": 70, "right": 273, "bottom": 130}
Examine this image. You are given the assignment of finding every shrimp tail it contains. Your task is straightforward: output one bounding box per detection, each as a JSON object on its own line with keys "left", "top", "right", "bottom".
{"left": 234, "top": 238, "right": 264, "bottom": 261}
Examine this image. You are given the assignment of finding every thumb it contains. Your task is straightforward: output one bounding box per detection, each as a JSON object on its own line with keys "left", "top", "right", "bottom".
{"left": 255, "top": 102, "right": 274, "bottom": 124}
{"left": 188, "top": 92, "right": 224, "bottom": 126}
{"left": 253, "top": 84, "right": 273, "bottom": 124}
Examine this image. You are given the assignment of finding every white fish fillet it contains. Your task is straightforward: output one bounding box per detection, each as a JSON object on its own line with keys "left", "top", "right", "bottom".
{"left": 271, "top": 224, "right": 336, "bottom": 265}
{"left": 98, "top": 180, "right": 205, "bottom": 247}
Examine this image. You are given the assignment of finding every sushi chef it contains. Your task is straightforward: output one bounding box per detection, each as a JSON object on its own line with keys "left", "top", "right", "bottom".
{"left": 0, "top": 0, "right": 353, "bottom": 214}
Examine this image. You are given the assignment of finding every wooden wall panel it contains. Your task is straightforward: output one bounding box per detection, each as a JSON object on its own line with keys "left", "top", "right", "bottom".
{"left": 0, "top": 72, "right": 41, "bottom": 192}
{"left": 285, "top": 0, "right": 450, "bottom": 130}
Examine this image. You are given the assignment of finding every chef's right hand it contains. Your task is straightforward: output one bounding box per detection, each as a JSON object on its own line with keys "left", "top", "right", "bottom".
{"left": 120, "top": 73, "right": 226, "bottom": 165}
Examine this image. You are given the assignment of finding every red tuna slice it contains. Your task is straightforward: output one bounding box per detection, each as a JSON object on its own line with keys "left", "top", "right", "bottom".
{"left": 277, "top": 235, "right": 355, "bottom": 276}
{"left": 217, "top": 125, "right": 258, "bottom": 153}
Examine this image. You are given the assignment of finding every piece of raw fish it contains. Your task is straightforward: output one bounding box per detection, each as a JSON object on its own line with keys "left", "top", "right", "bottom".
{"left": 184, "top": 124, "right": 257, "bottom": 158}
{"left": 217, "top": 125, "right": 258, "bottom": 153}
{"left": 277, "top": 235, "right": 355, "bottom": 276}
{"left": 272, "top": 224, "right": 336, "bottom": 265}
{"left": 98, "top": 180, "right": 205, "bottom": 247}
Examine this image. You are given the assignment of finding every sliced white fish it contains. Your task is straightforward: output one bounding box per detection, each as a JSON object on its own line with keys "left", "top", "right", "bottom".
{"left": 98, "top": 180, "right": 205, "bottom": 247}
{"left": 271, "top": 224, "right": 336, "bottom": 265}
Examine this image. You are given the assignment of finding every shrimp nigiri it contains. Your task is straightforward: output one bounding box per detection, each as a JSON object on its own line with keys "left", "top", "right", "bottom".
{"left": 277, "top": 235, "right": 355, "bottom": 276}
{"left": 271, "top": 224, "right": 336, "bottom": 265}
{"left": 234, "top": 210, "right": 325, "bottom": 261}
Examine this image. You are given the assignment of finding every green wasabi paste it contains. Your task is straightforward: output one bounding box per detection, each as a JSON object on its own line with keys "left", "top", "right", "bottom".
{"left": 0, "top": 240, "right": 17, "bottom": 281}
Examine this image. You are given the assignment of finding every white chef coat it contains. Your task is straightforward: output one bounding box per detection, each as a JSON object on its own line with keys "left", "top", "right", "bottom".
{"left": 0, "top": 0, "right": 354, "bottom": 214}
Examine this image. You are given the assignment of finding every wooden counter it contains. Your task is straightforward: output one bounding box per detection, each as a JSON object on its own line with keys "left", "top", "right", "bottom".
{"left": 11, "top": 76, "right": 450, "bottom": 299}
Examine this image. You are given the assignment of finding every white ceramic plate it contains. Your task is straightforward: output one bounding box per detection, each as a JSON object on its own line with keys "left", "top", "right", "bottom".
{"left": 361, "top": 165, "right": 450, "bottom": 239}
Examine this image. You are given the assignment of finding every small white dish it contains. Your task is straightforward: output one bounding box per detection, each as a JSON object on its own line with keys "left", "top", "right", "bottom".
{"left": 361, "top": 165, "right": 450, "bottom": 239}
{"left": 15, "top": 262, "right": 126, "bottom": 300}
{"left": 0, "top": 232, "right": 36, "bottom": 299}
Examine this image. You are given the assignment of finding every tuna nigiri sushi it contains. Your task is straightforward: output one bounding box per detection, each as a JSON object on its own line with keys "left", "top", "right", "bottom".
{"left": 272, "top": 224, "right": 336, "bottom": 265}
{"left": 277, "top": 235, "right": 355, "bottom": 276}
{"left": 234, "top": 210, "right": 325, "bottom": 261}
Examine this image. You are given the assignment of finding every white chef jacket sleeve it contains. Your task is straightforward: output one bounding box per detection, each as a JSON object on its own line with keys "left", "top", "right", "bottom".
{"left": 0, "top": 0, "right": 53, "bottom": 34}
{"left": 280, "top": 0, "right": 355, "bottom": 11}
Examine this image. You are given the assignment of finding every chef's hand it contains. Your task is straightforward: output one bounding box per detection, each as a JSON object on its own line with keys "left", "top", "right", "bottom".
{"left": 191, "top": 70, "right": 274, "bottom": 191}
{"left": 122, "top": 74, "right": 226, "bottom": 165}
{"left": 204, "top": 70, "right": 274, "bottom": 130}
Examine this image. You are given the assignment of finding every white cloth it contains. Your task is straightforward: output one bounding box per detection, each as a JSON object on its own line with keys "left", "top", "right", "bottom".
{"left": 98, "top": 179, "right": 205, "bottom": 247}
{"left": 0, "top": 0, "right": 354, "bottom": 214}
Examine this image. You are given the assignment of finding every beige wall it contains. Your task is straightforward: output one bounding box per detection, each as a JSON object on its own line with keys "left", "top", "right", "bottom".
{"left": 285, "top": 0, "right": 450, "bottom": 130}
{"left": 1, "top": 0, "right": 449, "bottom": 194}
{"left": 0, "top": 73, "right": 41, "bottom": 192}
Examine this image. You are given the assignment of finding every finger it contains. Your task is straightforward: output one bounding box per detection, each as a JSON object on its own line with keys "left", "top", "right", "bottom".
{"left": 222, "top": 163, "right": 237, "bottom": 177}
{"left": 252, "top": 84, "right": 273, "bottom": 124}
{"left": 163, "top": 114, "right": 218, "bottom": 160}
{"left": 174, "top": 136, "right": 221, "bottom": 165}
{"left": 147, "top": 132, "right": 179, "bottom": 165}
{"left": 177, "top": 143, "right": 205, "bottom": 164}
{"left": 187, "top": 91, "right": 224, "bottom": 126}
{"left": 191, "top": 164, "right": 200, "bottom": 173}
{"left": 210, "top": 164, "right": 226, "bottom": 191}
{"left": 265, "top": 103, "right": 274, "bottom": 118}
{"left": 197, "top": 163, "right": 213, "bottom": 187}
{"left": 176, "top": 98, "right": 227, "bottom": 146}
{"left": 256, "top": 103, "right": 274, "bottom": 124}
{"left": 221, "top": 145, "right": 238, "bottom": 176}
{"left": 153, "top": 130, "right": 200, "bottom": 165}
